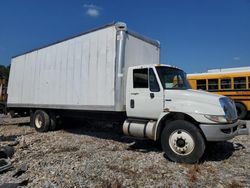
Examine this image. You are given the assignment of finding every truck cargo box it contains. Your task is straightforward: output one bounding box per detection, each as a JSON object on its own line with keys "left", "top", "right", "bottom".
{"left": 7, "top": 22, "right": 160, "bottom": 112}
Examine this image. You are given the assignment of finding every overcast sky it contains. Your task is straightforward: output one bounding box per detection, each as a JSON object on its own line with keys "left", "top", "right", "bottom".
{"left": 0, "top": 0, "right": 249, "bottom": 73}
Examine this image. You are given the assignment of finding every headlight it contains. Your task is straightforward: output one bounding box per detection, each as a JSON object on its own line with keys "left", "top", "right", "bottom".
{"left": 204, "top": 114, "right": 228, "bottom": 123}
{"left": 219, "top": 97, "right": 237, "bottom": 122}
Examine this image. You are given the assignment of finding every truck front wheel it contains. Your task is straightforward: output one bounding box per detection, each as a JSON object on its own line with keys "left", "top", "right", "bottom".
{"left": 161, "top": 120, "right": 205, "bottom": 163}
{"left": 32, "top": 110, "right": 50, "bottom": 132}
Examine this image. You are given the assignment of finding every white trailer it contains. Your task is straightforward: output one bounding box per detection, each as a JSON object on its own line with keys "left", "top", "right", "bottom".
{"left": 8, "top": 22, "right": 159, "bottom": 112}
{"left": 7, "top": 22, "right": 248, "bottom": 163}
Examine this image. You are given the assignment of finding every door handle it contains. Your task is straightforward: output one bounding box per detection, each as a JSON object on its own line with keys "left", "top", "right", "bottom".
{"left": 131, "top": 92, "right": 139, "bottom": 95}
{"left": 130, "top": 99, "right": 135, "bottom": 108}
{"left": 150, "top": 93, "right": 155, "bottom": 99}
{"left": 165, "top": 99, "right": 172, "bottom": 101}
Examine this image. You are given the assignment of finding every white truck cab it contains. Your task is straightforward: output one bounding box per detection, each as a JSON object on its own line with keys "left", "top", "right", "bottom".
{"left": 123, "top": 64, "right": 249, "bottom": 163}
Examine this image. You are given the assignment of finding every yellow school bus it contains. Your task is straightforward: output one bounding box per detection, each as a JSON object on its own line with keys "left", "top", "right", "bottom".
{"left": 188, "top": 67, "right": 250, "bottom": 119}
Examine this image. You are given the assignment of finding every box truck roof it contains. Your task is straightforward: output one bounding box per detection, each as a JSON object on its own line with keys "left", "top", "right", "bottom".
{"left": 12, "top": 22, "right": 160, "bottom": 59}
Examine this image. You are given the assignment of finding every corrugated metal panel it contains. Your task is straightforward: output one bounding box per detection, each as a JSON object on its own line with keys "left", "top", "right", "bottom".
{"left": 8, "top": 26, "right": 117, "bottom": 110}
{"left": 8, "top": 56, "right": 25, "bottom": 103}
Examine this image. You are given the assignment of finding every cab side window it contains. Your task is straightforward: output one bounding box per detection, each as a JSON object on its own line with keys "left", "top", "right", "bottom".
{"left": 149, "top": 68, "right": 160, "bottom": 92}
{"left": 133, "top": 69, "right": 148, "bottom": 88}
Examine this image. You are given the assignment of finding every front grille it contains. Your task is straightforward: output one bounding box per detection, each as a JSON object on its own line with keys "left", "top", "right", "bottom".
{"left": 221, "top": 128, "right": 231, "bottom": 134}
{"left": 221, "top": 125, "right": 238, "bottom": 134}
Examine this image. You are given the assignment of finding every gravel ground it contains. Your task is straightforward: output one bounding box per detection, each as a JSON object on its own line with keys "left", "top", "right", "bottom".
{"left": 0, "top": 116, "right": 249, "bottom": 188}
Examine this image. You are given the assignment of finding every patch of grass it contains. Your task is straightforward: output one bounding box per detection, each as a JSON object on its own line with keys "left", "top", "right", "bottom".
{"left": 102, "top": 178, "right": 123, "bottom": 188}
{"left": 53, "top": 146, "right": 79, "bottom": 153}
{"left": 188, "top": 164, "right": 200, "bottom": 183}
{"left": 107, "top": 164, "right": 137, "bottom": 177}
{"left": 226, "top": 180, "right": 243, "bottom": 188}
{"left": 122, "top": 155, "right": 131, "bottom": 162}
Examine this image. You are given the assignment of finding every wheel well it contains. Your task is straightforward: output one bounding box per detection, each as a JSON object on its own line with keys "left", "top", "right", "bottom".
{"left": 234, "top": 101, "right": 247, "bottom": 109}
{"left": 155, "top": 112, "right": 200, "bottom": 141}
{"left": 234, "top": 101, "right": 248, "bottom": 119}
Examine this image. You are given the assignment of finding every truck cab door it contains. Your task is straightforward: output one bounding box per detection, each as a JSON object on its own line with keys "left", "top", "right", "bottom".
{"left": 126, "top": 67, "right": 164, "bottom": 119}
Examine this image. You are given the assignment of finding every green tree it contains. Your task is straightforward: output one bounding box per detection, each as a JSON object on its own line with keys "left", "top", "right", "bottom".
{"left": 0, "top": 64, "right": 10, "bottom": 79}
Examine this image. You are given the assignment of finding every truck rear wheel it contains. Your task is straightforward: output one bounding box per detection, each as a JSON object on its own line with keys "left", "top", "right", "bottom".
{"left": 32, "top": 110, "right": 50, "bottom": 132}
{"left": 161, "top": 120, "right": 205, "bottom": 163}
{"left": 235, "top": 102, "right": 247, "bottom": 119}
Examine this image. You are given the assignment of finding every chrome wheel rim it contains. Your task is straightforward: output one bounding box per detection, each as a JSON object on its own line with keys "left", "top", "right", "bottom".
{"left": 169, "top": 130, "right": 195, "bottom": 156}
{"left": 35, "top": 114, "right": 43, "bottom": 128}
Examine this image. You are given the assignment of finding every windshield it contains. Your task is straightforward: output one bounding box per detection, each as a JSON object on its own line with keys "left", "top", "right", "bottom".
{"left": 156, "top": 67, "right": 191, "bottom": 90}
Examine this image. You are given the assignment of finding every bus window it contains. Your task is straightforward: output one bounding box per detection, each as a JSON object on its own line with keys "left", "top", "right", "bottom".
{"left": 234, "top": 77, "right": 246, "bottom": 89}
{"left": 208, "top": 79, "right": 218, "bottom": 90}
{"left": 196, "top": 79, "right": 206, "bottom": 90}
{"left": 220, "top": 78, "right": 231, "bottom": 89}
{"left": 248, "top": 77, "right": 250, "bottom": 89}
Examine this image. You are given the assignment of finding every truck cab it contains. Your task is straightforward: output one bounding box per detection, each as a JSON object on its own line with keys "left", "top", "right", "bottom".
{"left": 123, "top": 64, "right": 249, "bottom": 163}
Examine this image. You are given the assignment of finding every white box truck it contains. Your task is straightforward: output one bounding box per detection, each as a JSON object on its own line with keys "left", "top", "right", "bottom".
{"left": 7, "top": 22, "right": 248, "bottom": 163}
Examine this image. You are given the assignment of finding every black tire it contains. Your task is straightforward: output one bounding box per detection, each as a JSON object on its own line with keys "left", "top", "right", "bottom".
{"left": 9, "top": 110, "right": 16, "bottom": 118}
{"left": 0, "top": 146, "right": 15, "bottom": 158}
{"left": 0, "top": 104, "right": 4, "bottom": 114}
{"left": 29, "top": 110, "right": 34, "bottom": 127}
{"left": 49, "top": 112, "right": 57, "bottom": 131}
{"left": 32, "top": 110, "right": 50, "bottom": 132}
{"left": 161, "top": 120, "right": 205, "bottom": 163}
{"left": 235, "top": 102, "right": 247, "bottom": 119}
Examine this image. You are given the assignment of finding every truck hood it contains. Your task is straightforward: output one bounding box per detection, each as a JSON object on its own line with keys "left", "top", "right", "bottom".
{"left": 164, "top": 89, "right": 225, "bottom": 115}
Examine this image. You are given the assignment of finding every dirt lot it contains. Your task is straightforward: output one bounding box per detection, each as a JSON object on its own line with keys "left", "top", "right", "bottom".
{"left": 0, "top": 117, "right": 249, "bottom": 188}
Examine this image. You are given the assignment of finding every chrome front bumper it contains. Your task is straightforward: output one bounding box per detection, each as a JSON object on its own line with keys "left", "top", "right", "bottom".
{"left": 199, "top": 120, "right": 249, "bottom": 141}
